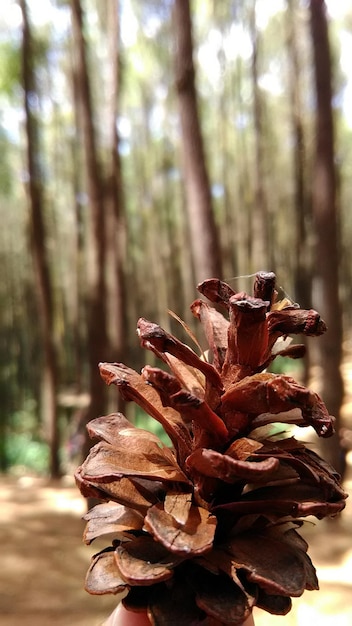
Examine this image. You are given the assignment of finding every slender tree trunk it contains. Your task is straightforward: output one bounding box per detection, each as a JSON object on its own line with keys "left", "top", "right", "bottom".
{"left": 249, "top": 1, "right": 271, "bottom": 273}
{"left": 70, "top": 54, "right": 86, "bottom": 393}
{"left": 70, "top": 0, "right": 108, "bottom": 453}
{"left": 218, "top": 79, "right": 234, "bottom": 279}
{"left": 309, "top": 0, "right": 345, "bottom": 476}
{"left": 286, "top": 0, "right": 312, "bottom": 382}
{"left": 20, "top": 0, "right": 60, "bottom": 478}
{"left": 105, "top": 0, "right": 127, "bottom": 396}
{"left": 173, "top": 0, "right": 222, "bottom": 284}
{"left": 287, "top": 0, "right": 312, "bottom": 308}
{"left": 234, "top": 56, "right": 252, "bottom": 290}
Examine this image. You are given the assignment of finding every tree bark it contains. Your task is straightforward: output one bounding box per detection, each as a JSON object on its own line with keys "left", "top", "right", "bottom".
{"left": 70, "top": 0, "right": 108, "bottom": 453}
{"left": 69, "top": 51, "right": 86, "bottom": 393}
{"left": 105, "top": 0, "right": 127, "bottom": 412}
{"left": 234, "top": 56, "right": 252, "bottom": 290}
{"left": 173, "top": 0, "right": 222, "bottom": 284}
{"left": 287, "top": 0, "right": 312, "bottom": 309}
{"left": 309, "top": 0, "right": 345, "bottom": 475}
{"left": 249, "top": 1, "right": 271, "bottom": 273}
{"left": 20, "top": 0, "right": 60, "bottom": 478}
{"left": 286, "top": 0, "right": 312, "bottom": 383}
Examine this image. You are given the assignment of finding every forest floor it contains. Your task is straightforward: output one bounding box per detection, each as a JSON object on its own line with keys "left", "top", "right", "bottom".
{"left": 1, "top": 342, "right": 352, "bottom": 626}
{"left": 1, "top": 462, "right": 351, "bottom": 626}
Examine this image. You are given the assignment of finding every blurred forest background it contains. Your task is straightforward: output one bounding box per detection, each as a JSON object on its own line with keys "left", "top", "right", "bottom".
{"left": 1, "top": 0, "right": 352, "bottom": 480}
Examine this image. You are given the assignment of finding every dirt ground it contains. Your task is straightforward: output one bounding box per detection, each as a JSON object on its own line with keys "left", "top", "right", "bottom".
{"left": 0, "top": 462, "right": 351, "bottom": 626}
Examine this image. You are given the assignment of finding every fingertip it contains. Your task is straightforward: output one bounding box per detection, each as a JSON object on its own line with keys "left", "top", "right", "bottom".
{"left": 103, "top": 604, "right": 151, "bottom": 626}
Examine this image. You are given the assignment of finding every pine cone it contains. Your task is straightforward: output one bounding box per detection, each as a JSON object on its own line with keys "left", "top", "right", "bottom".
{"left": 75, "top": 272, "right": 347, "bottom": 625}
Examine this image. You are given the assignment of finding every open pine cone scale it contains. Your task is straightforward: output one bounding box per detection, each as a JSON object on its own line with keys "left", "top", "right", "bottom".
{"left": 76, "top": 271, "right": 347, "bottom": 625}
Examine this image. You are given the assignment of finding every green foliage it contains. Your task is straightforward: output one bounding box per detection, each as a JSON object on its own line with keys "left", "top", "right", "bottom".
{"left": 133, "top": 407, "right": 172, "bottom": 447}
{"left": 4, "top": 401, "right": 49, "bottom": 475}
{"left": 0, "top": 41, "right": 21, "bottom": 97}
{"left": 5, "top": 433, "right": 49, "bottom": 474}
{"left": 269, "top": 355, "right": 303, "bottom": 377}
{"left": 0, "top": 126, "right": 13, "bottom": 195}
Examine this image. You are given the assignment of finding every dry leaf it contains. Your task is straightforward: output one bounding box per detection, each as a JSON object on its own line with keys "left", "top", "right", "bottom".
{"left": 80, "top": 440, "right": 190, "bottom": 484}
{"left": 115, "top": 536, "right": 180, "bottom": 585}
{"left": 85, "top": 550, "right": 128, "bottom": 595}
{"left": 144, "top": 502, "right": 217, "bottom": 556}
{"left": 83, "top": 502, "right": 144, "bottom": 544}
{"left": 186, "top": 448, "right": 279, "bottom": 484}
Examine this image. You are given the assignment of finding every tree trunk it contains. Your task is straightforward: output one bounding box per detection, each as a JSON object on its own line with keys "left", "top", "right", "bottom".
{"left": 173, "top": 0, "right": 222, "bottom": 284}
{"left": 20, "top": 0, "right": 60, "bottom": 478}
{"left": 234, "top": 56, "right": 252, "bottom": 290}
{"left": 70, "top": 0, "right": 108, "bottom": 454}
{"left": 69, "top": 53, "right": 86, "bottom": 393}
{"left": 287, "top": 0, "right": 312, "bottom": 309}
{"left": 105, "top": 0, "right": 127, "bottom": 412}
{"left": 286, "top": 0, "right": 312, "bottom": 383}
{"left": 309, "top": 0, "right": 345, "bottom": 476}
{"left": 249, "top": 1, "right": 271, "bottom": 273}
